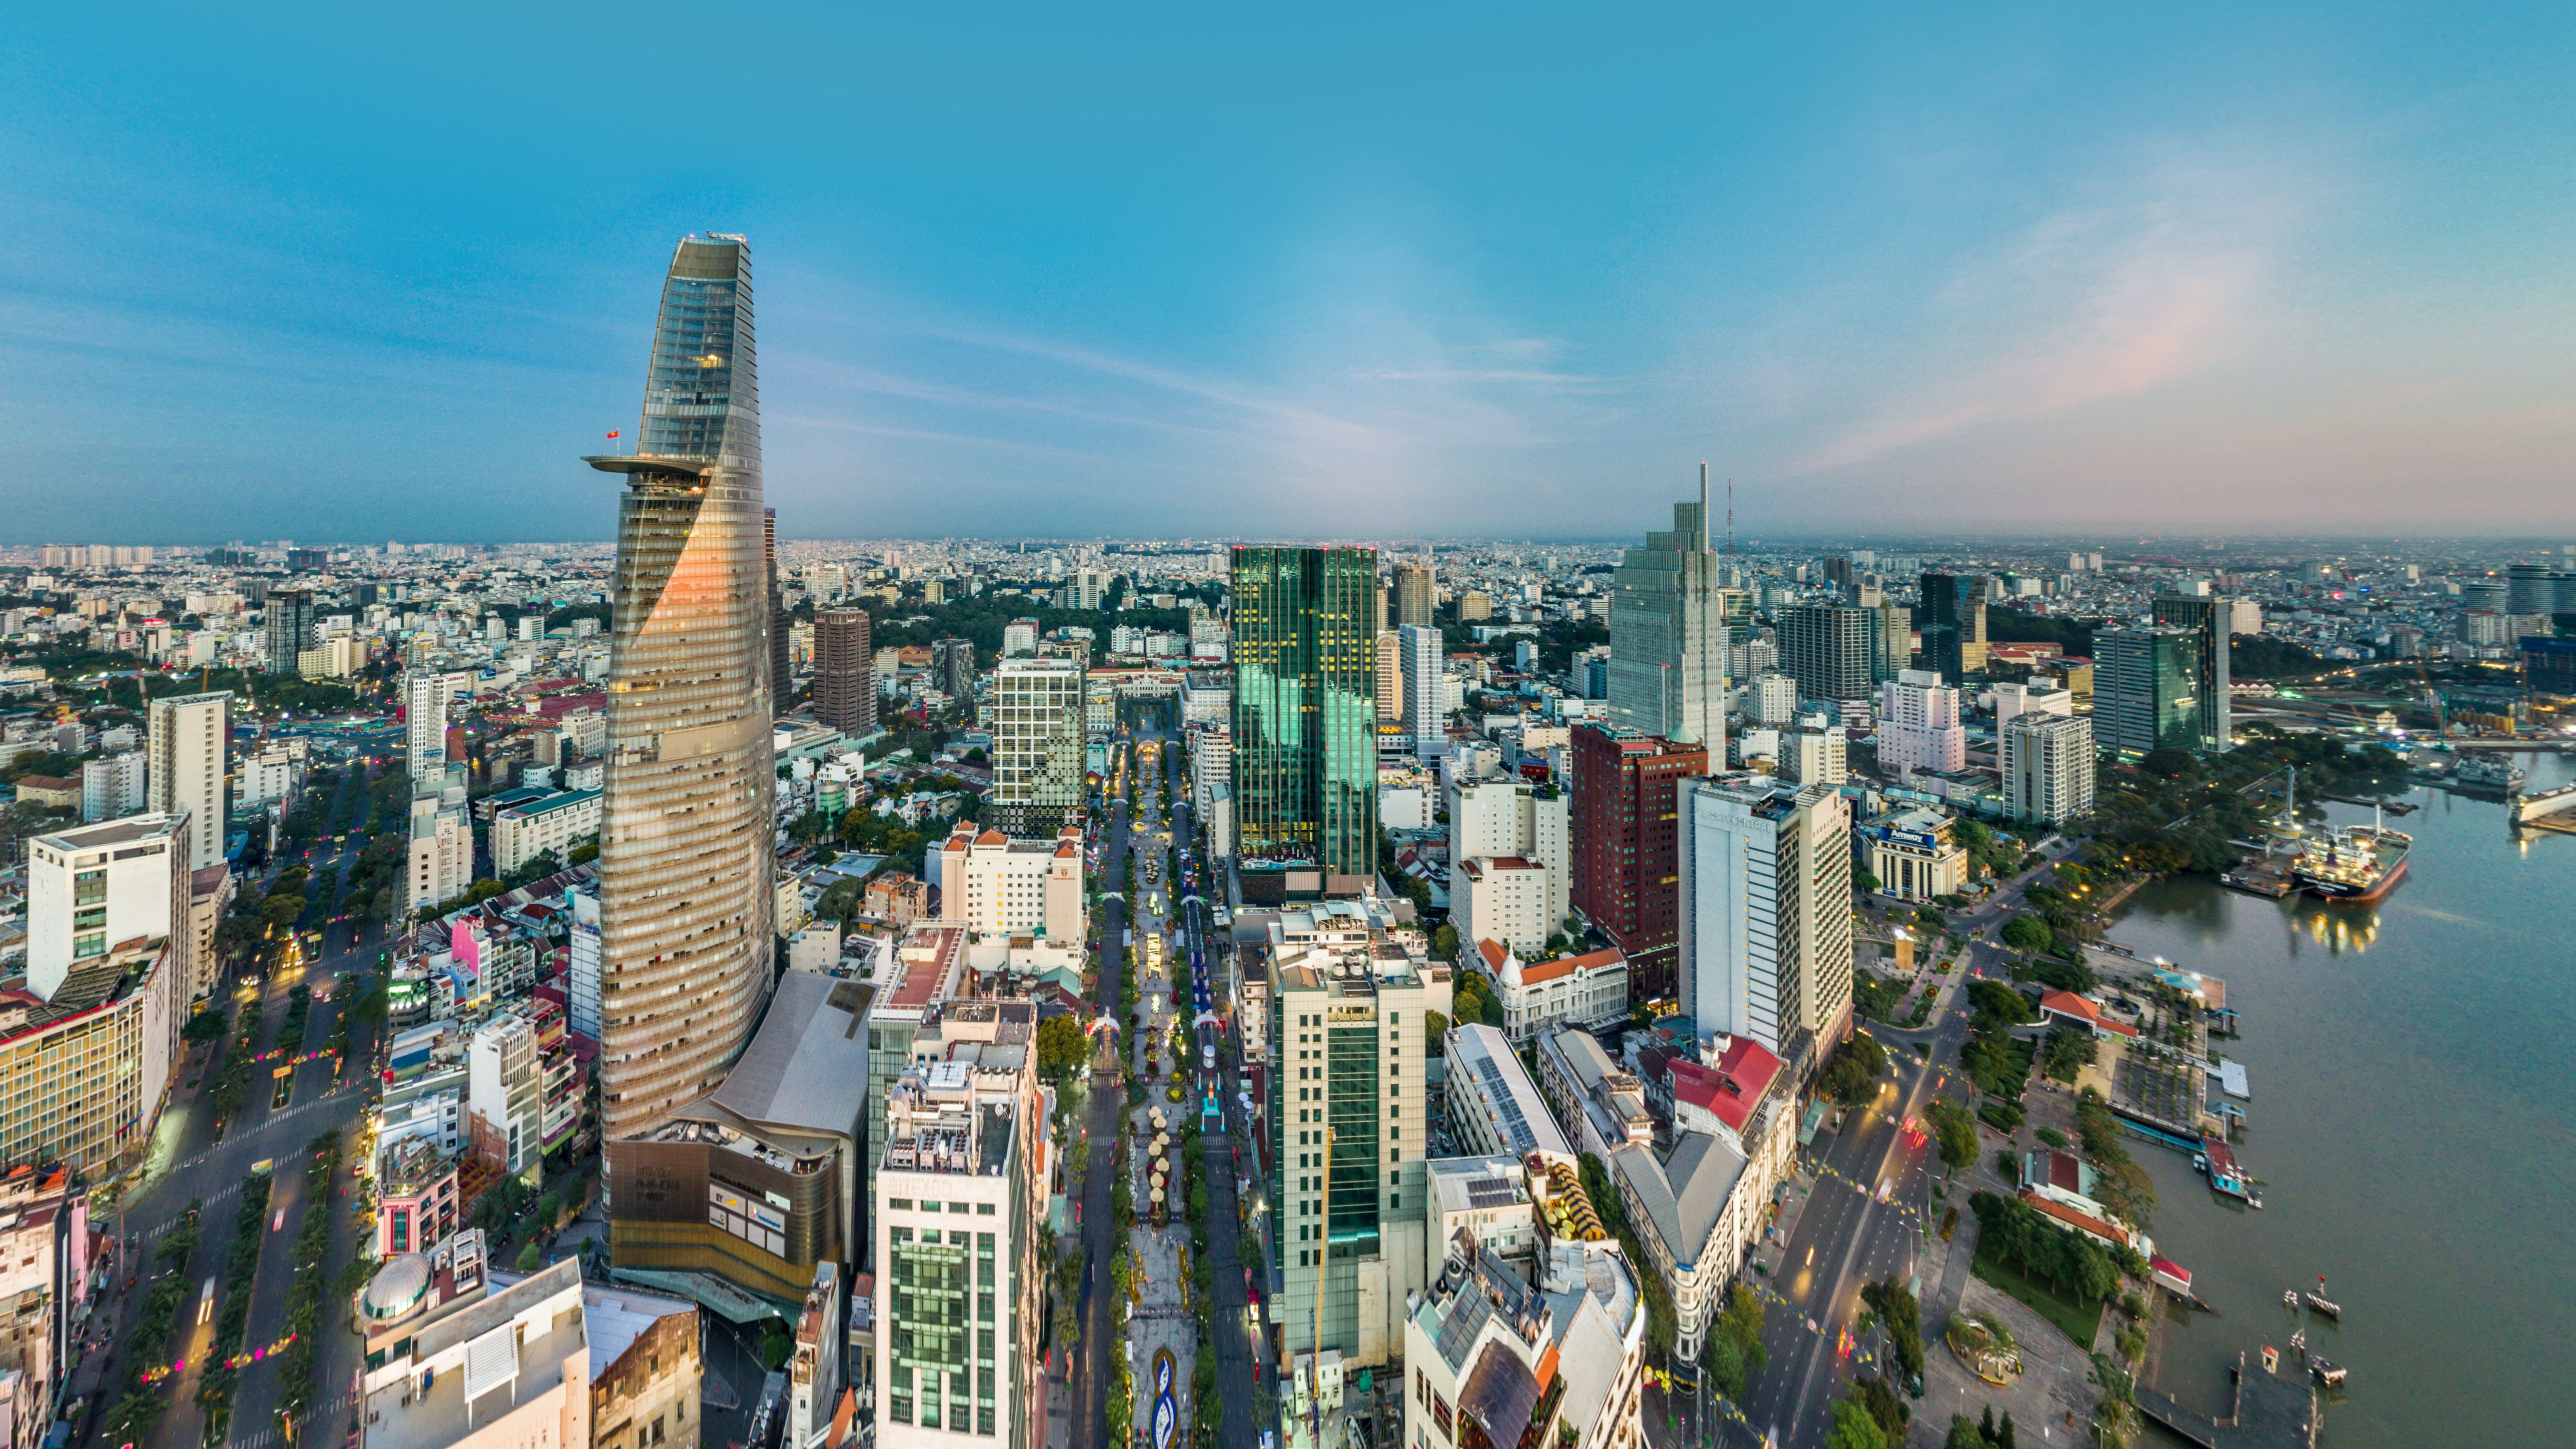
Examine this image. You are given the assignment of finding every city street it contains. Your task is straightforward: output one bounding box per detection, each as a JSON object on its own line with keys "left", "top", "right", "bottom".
{"left": 73, "top": 761, "right": 386, "bottom": 1449}
{"left": 1656, "top": 843, "right": 2077, "bottom": 1449}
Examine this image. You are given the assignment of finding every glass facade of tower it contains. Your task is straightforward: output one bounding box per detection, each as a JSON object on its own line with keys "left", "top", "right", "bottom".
{"left": 2094, "top": 627, "right": 2201, "bottom": 760}
{"left": 1607, "top": 490, "right": 1727, "bottom": 750}
{"left": 1918, "top": 572, "right": 1988, "bottom": 683}
{"left": 2150, "top": 595, "right": 2234, "bottom": 751}
{"left": 1230, "top": 546, "right": 1378, "bottom": 878}
{"left": 591, "top": 235, "right": 776, "bottom": 1140}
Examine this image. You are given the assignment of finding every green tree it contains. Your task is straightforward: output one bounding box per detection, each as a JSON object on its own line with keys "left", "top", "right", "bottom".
{"left": 1035, "top": 1014, "right": 1091, "bottom": 1078}
{"left": 1926, "top": 1099, "right": 1978, "bottom": 1175}
{"left": 1430, "top": 923, "right": 1460, "bottom": 961}
{"left": 1966, "top": 980, "right": 2037, "bottom": 1028}
{"left": 182, "top": 1007, "right": 229, "bottom": 1045}
{"left": 2000, "top": 915, "right": 2053, "bottom": 954}
{"left": 1423, "top": 1009, "right": 1451, "bottom": 1056}
{"left": 1826, "top": 1397, "right": 1888, "bottom": 1449}
{"left": 1818, "top": 1032, "right": 1888, "bottom": 1108}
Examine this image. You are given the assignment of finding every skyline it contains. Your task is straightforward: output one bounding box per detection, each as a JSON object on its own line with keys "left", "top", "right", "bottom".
{"left": 4, "top": 5, "right": 2571, "bottom": 542}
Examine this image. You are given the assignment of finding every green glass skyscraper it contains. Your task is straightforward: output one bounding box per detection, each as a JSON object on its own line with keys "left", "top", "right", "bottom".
{"left": 1918, "top": 572, "right": 1988, "bottom": 683}
{"left": 1231, "top": 546, "right": 1379, "bottom": 886}
{"left": 2095, "top": 626, "right": 2201, "bottom": 760}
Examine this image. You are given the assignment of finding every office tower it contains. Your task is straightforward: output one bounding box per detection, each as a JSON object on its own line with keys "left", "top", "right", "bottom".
{"left": 2094, "top": 627, "right": 2202, "bottom": 760}
{"left": 584, "top": 233, "right": 776, "bottom": 1139}
{"left": 1074, "top": 567, "right": 1107, "bottom": 610}
{"left": 1676, "top": 778, "right": 1854, "bottom": 1073}
{"left": 1268, "top": 926, "right": 1441, "bottom": 1371}
{"left": 80, "top": 753, "right": 146, "bottom": 822}
{"left": 263, "top": 588, "right": 317, "bottom": 670}
{"left": 1231, "top": 546, "right": 1380, "bottom": 883}
{"left": 1821, "top": 555, "right": 1858, "bottom": 594}
{"left": 1392, "top": 562, "right": 1437, "bottom": 628}
{"left": 404, "top": 671, "right": 449, "bottom": 785}
{"left": 1002, "top": 618, "right": 1039, "bottom": 658}
{"left": 2151, "top": 595, "right": 2234, "bottom": 751}
{"left": 990, "top": 657, "right": 1086, "bottom": 834}
{"left": 813, "top": 608, "right": 877, "bottom": 736}
{"left": 1373, "top": 631, "right": 1404, "bottom": 724}
{"left": 2002, "top": 713, "right": 2096, "bottom": 825}
{"left": 874, "top": 1017, "right": 1044, "bottom": 1445}
{"left": 1399, "top": 624, "right": 1445, "bottom": 757}
{"left": 147, "top": 691, "right": 229, "bottom": 873}
{"left": 2227, "top": 599, "right": 2263, "bottom": 636}
{"left": 766, "top": 507, "right": 793, "bottom": 710}
{"left": 930, "top": 636, "right": 976, "bottom": 704}
{"left": 1868, "top": 602, "right": 1912, "bottom": 682}
{"left": 1607, "top": 468, "right": 1727, "bottom": 753}
{"left": 1779, "top": 602, "right": 1873, "bottom": 704}
{"left": 1570, "top": 722, "right": 1707, "bottom": 1004}
{"left": 1917, "top": 572, "right": 1988, "bottom": 683}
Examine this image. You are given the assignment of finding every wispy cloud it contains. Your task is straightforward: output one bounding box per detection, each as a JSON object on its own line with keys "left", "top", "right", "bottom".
{"left": 1798, "top": 152, "right": 2300, "bottom": 473}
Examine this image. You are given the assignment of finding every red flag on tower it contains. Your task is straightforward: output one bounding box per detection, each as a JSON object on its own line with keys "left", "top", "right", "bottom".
{"left": 607, "top": 430, "right": 620, "bottom": 439}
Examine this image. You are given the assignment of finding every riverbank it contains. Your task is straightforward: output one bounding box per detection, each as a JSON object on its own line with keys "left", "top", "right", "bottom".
{"left": 2101, "top": 751, "right": 2576, "bottom": 1449}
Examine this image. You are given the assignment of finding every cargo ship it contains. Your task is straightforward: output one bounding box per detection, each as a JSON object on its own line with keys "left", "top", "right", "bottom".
{"left": 2293, "top": 817, "right": 2411, "bottom": 903}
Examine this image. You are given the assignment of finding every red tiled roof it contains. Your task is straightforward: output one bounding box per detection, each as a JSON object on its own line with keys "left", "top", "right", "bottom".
{"left": 2020, "top": 1189, "right": 2126, "bottom": 1246}
{"left": 1519, "top": 957, "right": 1575, "bottom": 984}
{"left": 1672, "top": 1035, "right": 1786, "bottom": 1134}
{"left": 1477, "top": 938, "right": 1510, "bottom": 973}
{"left": 2039, "top": 990, "right": 2099, "bottom": 1022}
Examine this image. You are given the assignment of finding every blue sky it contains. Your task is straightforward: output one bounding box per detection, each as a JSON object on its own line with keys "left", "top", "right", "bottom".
{"left": 3, "top": 3, "right": 2569, "bottom": 543}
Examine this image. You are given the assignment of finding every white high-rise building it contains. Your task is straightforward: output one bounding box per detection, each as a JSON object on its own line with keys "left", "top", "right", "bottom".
{"left": 2003, "top": 713, "right": 2097, "bottom": 826}
{"left": 146, "top": 691, "right": 229, "bottom": 873}
{"left": 1400, "top": 624, "right": 1446, "bottom": 757}
{"left": 1877, "top": 669, "right": 1965, "bottom": 780}
{"left": 1607, "top": 467, "right": 1729, "bottom": 754}
{"left": 1448, "top": 778, "right": 1570, "bottom": 932}
{"left": 404, "top": 671, "right": 450, "bottom": 784}
{"left": 1675, "top": 777, "right": 1854, "bottom": 1071}
{"left": 407, "top": 765, "right": 473, "bottom": 910}
{"left": 81, "top": 752, "right": 148, "bottom": 822}
{"left": 24, "top": 813, "right": 192, "bottom": 1003}
{"left": 1785, "top": 724, "right": 1847, "bottom": 786}
{"left": 468, "top": 1014, "right": 542, "bottom": 1183}
{"left": 568, "top": 882, "right": 603, "bottom": 1041}
{"left": 1748, "top": 671, "right": 1800, "bottom": 729}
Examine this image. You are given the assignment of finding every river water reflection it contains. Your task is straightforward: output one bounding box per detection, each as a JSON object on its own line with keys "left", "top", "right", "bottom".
{"left": 2105, "top": 752, "right": 2576, "bottom": 1448}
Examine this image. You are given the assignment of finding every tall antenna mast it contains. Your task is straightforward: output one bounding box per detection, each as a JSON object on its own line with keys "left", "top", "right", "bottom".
{"left": 1726, "top": 475, "right": 1736, "bottom": 556}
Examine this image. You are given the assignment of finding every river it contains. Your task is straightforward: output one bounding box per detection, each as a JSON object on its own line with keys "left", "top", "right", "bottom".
{"left": 2106, "top": 750, "right": 2576, "bottom": 1449}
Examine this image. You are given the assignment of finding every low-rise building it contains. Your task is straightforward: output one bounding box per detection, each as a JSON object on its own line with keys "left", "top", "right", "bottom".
{"left": 608, "top": 971, "right": 874, "bottom": 1309}
{"left": 491, "top": 789, "right": 604, "bottom": 874}
{"left": 934, "top": 826, "right": 1084, "bottom": 944}
{"left": 1857, "top": 805, "right": 1968, "bottom": 902}
{"left": 1403, "top": 1224, "right": 1646, "bottom": 1449}
{"left": 376, "top": 1135, "right": 462, "bottom": 1259}
{"left": 1535, "top": 1026, "right": 1653, "bottom": 1160}
{"left": 1477, "top": 941, "right": 1629, "bottom": 1045}
{"left": 358, "top": 1236, "right": 704, "bottom": 1449}
{"left": 1443, "top": 1023, "right": 1573, "bottom": 1161}
{"left": 0, "top": 1165, "right": 83, "bottom": 1449}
